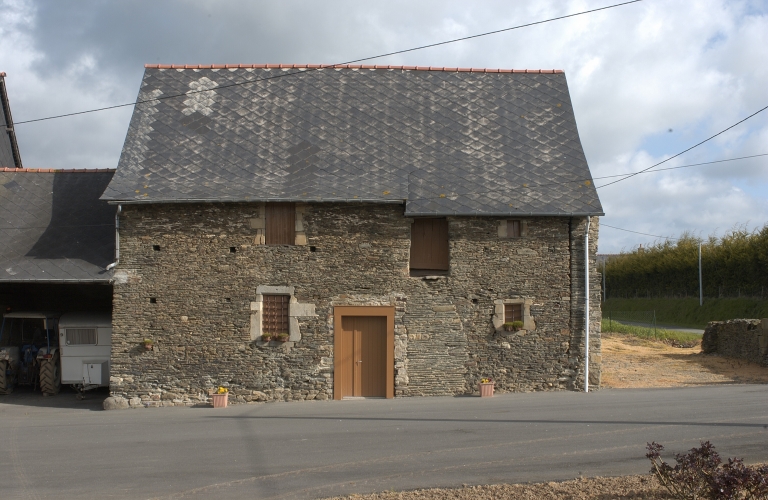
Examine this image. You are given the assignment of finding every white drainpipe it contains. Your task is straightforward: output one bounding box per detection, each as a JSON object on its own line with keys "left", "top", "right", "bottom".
{"left": 584, "top": 216, "right": 591, "bottom": 393}
{"left": 106, "top": 204, "right": 121, "bottom": 271}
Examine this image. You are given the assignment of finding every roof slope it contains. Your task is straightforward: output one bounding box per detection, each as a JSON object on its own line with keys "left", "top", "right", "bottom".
{"left": 0, "top": 169, "right": 116, "bottom": 282}
{"left": 103, "top": 65, "right": 603, "bottom": 216}
{"left": 0, "top": 72, "right": 23, "bottom": 169}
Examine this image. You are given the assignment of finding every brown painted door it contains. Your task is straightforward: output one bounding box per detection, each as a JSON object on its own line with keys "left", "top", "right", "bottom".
{"left": 410, "top": 218, "right": 449, "bottom": 271}
{"left": 339, "top": 316, "right": 387, "bottom": 397}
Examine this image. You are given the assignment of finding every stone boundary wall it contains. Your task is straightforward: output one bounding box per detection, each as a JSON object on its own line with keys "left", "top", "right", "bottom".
{"left": 701, "top": 319, "right": 768, "bottom": 366}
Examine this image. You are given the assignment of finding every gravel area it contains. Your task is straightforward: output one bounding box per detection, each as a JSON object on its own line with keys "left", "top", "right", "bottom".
{"left": 325, "top": 475, "right": 673, "bottom": 499}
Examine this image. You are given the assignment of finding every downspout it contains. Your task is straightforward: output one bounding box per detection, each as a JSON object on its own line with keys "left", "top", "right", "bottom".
{"left": 106, "top": 204, "right": 121, "bottom": 271}
{"left": 584, "top": 216, "right": 591, "bottom": 393}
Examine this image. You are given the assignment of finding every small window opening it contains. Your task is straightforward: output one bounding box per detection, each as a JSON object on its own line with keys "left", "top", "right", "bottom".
{"left": 508, "top": 220, "right": 521, "bottom": 238}
{"left": 225, "top": 297, "right": 231, "bottom": 303}
{"left": 150, "top": 297, "right": 157, "bottom": 304}
{"left": 472, "top": 298, "right": 479, "bottom": 304}
{"left": 262, "top": 295, "right": 290, "bottom": 336}
{"left": 504, "top": 303, "right": 523, "bottom": 323}
{"left": 153, "top": 245, "right": 161, "bottom": 251}
{"left": 309, "top": 246, "right": 317, "bottom": 252}
{"left": 230, "top": 247, "right": 237, "bottom": 253}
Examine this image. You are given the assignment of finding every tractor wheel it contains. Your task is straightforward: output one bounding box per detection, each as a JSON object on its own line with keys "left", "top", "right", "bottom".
{"left": 0, "top": 360, "right": 12, "bottom": 395}
{"left": 39, "top": 353, "right": 61, "bottom": 396}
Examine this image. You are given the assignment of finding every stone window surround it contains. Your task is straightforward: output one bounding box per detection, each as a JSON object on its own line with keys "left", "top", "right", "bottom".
{"left": 497, "top": 219, "right": 528, "bottom": 238}
{"left": 250, "top": 285, "right": 317, "bottom": 342}
{"left": 492, "top": 298, "right": 535, "bottom": 331}
{"left": 249, "top": 203, "right": 308, "bottom": 246}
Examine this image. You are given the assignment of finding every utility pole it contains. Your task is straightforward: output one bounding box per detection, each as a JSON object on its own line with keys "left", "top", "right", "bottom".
{"left": 698, "top": 242, "right": 703, "bottom": 306}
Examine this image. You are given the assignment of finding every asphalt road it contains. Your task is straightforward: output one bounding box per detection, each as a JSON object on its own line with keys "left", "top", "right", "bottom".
{"left": 610, "top": 319, "right": 705, "bottom": 334}
{"left": 1, "top": 385, "right": 767, "bottom": 499}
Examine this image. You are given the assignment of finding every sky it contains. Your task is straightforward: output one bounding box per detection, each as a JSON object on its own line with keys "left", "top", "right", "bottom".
{"left": 1, "top": 0, "right": 766, "bottom": 253}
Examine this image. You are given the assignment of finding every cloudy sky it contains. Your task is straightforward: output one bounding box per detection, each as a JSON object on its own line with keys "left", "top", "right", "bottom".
{"left": 1, "top": 0, "right": 766, "bottom": 253}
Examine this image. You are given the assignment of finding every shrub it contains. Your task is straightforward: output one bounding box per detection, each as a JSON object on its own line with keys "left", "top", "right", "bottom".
{"left": 646, "top": 441, "right": 768, "bottom": 499}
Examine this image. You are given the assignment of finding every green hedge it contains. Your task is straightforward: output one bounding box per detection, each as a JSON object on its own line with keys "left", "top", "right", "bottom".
{"left": 603, "top": 226, "right": 768, "bottom": 299}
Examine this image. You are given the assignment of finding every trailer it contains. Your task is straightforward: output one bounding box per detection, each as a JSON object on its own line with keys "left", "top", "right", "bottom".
{"left": 58, "top": 313, "right": 112, "bottom": 395}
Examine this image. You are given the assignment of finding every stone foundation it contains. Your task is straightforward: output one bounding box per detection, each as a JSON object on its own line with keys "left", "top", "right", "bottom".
{"left": 109, "top": 203, "right": 600, "bottom": 406}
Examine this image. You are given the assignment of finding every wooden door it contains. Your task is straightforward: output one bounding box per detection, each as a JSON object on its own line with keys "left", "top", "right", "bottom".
{"left": 265, "top": 203, "right": 295, "bottom": 245}
{"left": 339, "top": 316, "right": 387, "bottom": 398}
{"left": 410, "top": 218, "right": 449, "bottom": 271}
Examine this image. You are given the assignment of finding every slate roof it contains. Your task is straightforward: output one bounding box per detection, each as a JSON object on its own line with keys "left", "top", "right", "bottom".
{"left": 0, "top": 72, "right": 23, "bottom": 169}
{"left": 103, "top": 64, "right": 603, "bottom": 216}
{"left": 0, "top": 169, "right": 116, "bottom": 282}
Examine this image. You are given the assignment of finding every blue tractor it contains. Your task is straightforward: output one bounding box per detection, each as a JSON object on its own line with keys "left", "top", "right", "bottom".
{"left": 0, "top": 312, "right": 61, "bottom": 395}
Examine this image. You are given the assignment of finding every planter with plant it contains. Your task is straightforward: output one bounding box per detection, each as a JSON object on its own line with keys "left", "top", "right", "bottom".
{"left": 211, "top": 386, "right": 229, "bottom": 408}
{"left": 503, "top": 321, "right": 524, "bottom": 332}
{"left": 261, "top": 333, "right": 272, "bottom": 342}
{"left": 142, "top": 339, "right": 154, "bottom": 350}
{"left": 275, "top": 333, "right": 289, "bottom": 342}
{"left": 479, "top": 377, "right": 494, "bottom": 397}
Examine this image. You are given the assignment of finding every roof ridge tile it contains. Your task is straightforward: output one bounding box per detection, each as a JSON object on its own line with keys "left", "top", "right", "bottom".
{"left": 143, "top": 63, "right": 563, "bottom": 73}
{"left": 0, "top": 167, "right": 116, "bottom": 173}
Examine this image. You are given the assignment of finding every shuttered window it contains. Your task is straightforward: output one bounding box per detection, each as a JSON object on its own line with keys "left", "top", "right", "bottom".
{"left": 263, "top": 295, "right": 290, "bottom": 335}
{"left": 504, "top": 304, "right": 523, "bottom": 323}
{"left": 508, "top": 220, "right": 521, "bottom": 238}
{"left": 265, "top": 203, "right": 295, "bottom": 245}
{"left": 410, "top": 218, "right": 449, "bottom": 272}
{"left": 66, "top": 328, "right": 97, "bottom": 345}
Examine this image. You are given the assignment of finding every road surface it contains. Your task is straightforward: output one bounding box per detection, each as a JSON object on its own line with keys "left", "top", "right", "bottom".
{"left": 1, "top": 385, "right": 766, "bottom": 499}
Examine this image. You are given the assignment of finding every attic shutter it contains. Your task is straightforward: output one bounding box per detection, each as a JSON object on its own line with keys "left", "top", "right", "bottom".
{"left": 409, "top": 218, "right": 449, "bottom": 271}
{"left": 265, "top": 203, "right": 295, "bottom": 245}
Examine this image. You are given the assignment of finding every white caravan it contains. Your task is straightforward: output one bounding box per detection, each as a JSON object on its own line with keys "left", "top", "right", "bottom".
{"left": 58, "top": 313, "right": 112, "bottom": 393}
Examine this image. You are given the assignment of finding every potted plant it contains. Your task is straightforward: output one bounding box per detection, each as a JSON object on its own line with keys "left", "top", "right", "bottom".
{"left": 275, "top": 333, "right": 289, "bottom": 342}
{"left": 261, "top": 333, "right": 272, "bottom": 342}
{"left": 142, "top": 338, "right": 154, "bottom": 350}
{"left": 479, "top": 377, "right": 494, "bottom": 397}
{"left": 211, "top": 386, "right": 228, "bottom": 408}
{"left": 503, "top": 321, "right": 524, "bottom": 332}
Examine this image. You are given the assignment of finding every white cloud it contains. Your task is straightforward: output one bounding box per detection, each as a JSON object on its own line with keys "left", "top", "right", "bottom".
{"left": 1, "top": 0, "right": 766, "bottom": 251}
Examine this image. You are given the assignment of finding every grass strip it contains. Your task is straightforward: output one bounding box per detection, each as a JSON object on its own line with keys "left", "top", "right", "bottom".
{"left": 602, "top": 297, "right": 768, "bottom": 328}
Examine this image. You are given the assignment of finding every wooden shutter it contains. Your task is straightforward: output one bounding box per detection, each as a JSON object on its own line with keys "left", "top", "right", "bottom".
{"left": 508, "top": 220, "right": 521, "bottom": 238}
{"left": 265, "top": 203, "right": 295, "bottom": 245}
{"left": 263, "top": 295, "right": 290, "bottom": 334}
{"left": 504, "top": 303, "right": 523, "bottom": 322}
{"left": 410, "top": 218, "right": 449, "bottom": 271}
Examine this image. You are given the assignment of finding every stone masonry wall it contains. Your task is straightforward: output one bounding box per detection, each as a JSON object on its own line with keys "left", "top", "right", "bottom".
{"left": 109, "top": 203, "right": 600, "bottom": 407}
{"left": 702, "top": 319, "right": 768, "bottom": 366}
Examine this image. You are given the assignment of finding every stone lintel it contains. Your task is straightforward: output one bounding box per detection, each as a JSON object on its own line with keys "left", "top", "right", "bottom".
{"left": 256, "top": 285, "right": 295, "bottom": 295}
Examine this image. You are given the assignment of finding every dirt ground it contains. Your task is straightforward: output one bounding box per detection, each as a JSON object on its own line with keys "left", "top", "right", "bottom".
{"left": 601, "top": 333, "right": 768, "bottom": 388}
{"left": 325, "top": 334, "right": 768, "bottom": 500}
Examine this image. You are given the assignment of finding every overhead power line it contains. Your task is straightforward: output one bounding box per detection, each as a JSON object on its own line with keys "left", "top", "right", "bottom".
{"left": 14, "top": 0, "right": 643, "bottom": 126}
{"left": 593, "top": 153, "right": 768, "bottom": 181}
{"left": 597, "top": 104, "right": 768, "bottom": 189}
{"left": 601, "top": 223, "right": 679, "bottom": 241}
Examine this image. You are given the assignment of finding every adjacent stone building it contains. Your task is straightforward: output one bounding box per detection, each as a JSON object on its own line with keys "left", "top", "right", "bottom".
{"left": 102, "top": 64, "right": 603, "bottom": 406}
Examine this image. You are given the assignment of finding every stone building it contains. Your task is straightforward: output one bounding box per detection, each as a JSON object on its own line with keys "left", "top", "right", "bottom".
{"left": 102, "top": 64, "right": 603, "bottom": 406}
